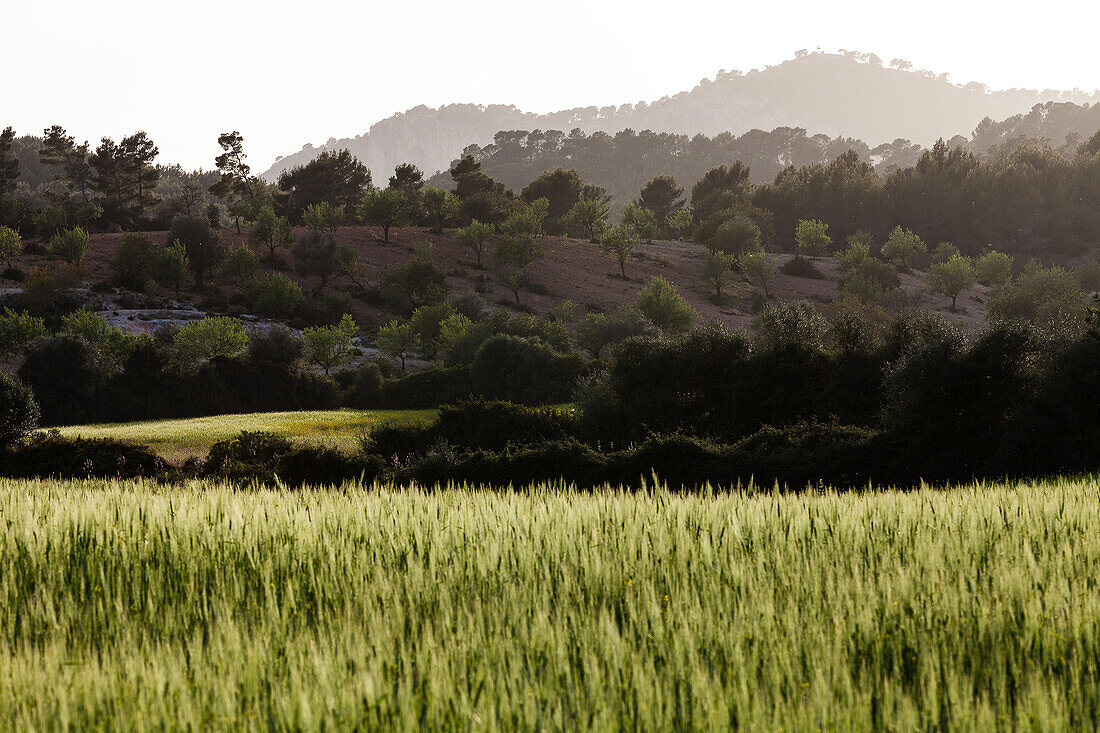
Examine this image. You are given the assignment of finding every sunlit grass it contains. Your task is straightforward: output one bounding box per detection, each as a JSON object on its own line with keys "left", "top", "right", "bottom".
{"left": 51, "top": 409, "right": 435, "bottom": 462}
{"left": 1, "top": 476, "right": 1099, "bottom": 729}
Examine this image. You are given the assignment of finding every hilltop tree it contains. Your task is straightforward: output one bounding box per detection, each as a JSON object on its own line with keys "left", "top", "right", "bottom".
{"left": 0, "top": 127, "right": 19, "bottom": 222}
{"left": 420, "top": 186, "right": 459, "bottom": 234}
{"left": 927, "top": 254, "right": 976, "bottom": 311}
{"left": 38, "top": 126, "right": 92, "bottom": 203}
{"left": 293, "top": 229, "right": 339, "bottom": 293}
{"left": 209, "top": 131, "right": 255, "bottom": 233}
{"left": 169, "top": 214, "right": 224, "bottom": 289}
{"left": 702, "top": 249, "right": 737, "bottom": 303}
{"left": 302, "top": 314, "right": 358, "bottom": 375}
{"left": 567, "top": 195, "right": 609, "bottom": 239}
{"left": 277, "top": 149, "right": 371, "bottom": 222}
{"left": 359, "top": 187, "right": 409, "bottom": 243}
{"left": 455, "top": 220, "right": 493, "bottom": 267}
{"left": 494, "top": 229, "right": 544, "bottom": 302}
{"left": 794, "top": 219, "right": 831, "bottom": 259}
{"left": 388, "top": 163, "right": 425, "bottom": 223}
{"left": 599, "top": 225, "right": 640, "bottom": 278}
{"left": 637, "top": 276, "right": 696, "bottom": 334}
{"left": 0, "top": 226, "right": 21, "bottom": 269}
{"left": 377, "top": 319, "right": 420, "bottom": 373}
{"left": 667, "top": 209, "right": 693, "bottom": 240}
{"left": 622, "top": 203, "right": 657, "bottom": 243}
{"left": 637, "top": 175, "right": 684, "bottom": 236}
{"left": 737, "top": 250, "right": 775, "bottom": 298}
{"left": 248, "top": 206, "right": 294, "bottom": 256}
{"left": 120, "top": 132, "right": 160, "bottom": 220}
{"left": 302, "top": 201, "right": 345, "bottom": 234}
{"left": 881, "top": 225, "right": 926, "bottom": 270}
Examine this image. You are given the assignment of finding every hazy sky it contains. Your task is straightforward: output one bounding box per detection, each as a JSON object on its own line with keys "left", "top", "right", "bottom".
{"left": 6, "top": 0, "right": 1099, "bottom": 172}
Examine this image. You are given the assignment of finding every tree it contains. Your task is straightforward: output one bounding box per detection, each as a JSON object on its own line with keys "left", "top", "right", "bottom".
{"left": 737, "top": 250, "right": 775, "bottom": 298}
{"left": 301, "top": 201, "right": 345, "bottom": 234}
{"left": 61, "top": 309, "right": 136, "bottom": 370}
{"left": 927, "top": 254, "right": 976, "bottom": 311}
{"left": 637, "top": 276, "right": 696, "bottom": 334}
{"left": 359, "top": 188, "right": 408, "bottom": 243}
{"left": 220, "top": 244, "right": 260, "bottom": 285}
{"left": 566, "top": 196, "right": 609, "bottom": 239}
{"left": 931, "top": 241, "right": 961, "bottom": 265}
{"left": 637, "top": 175, "right": 684, "bottom": 237}
{"left": 0, "top": 226, "right": 21, "bottom": 269}
{"left": 210, "top": 131, "right": 254, "bottom": 233}
{"left": 690, "top": 163, "right": 750, "bottom": 222}
{"left": 292, "top": 229, "right": 339, "bottom": 293}
{"left": 494, "top": 230, "right": 545, "bottom": 303}
{"left": 169, "top": 214, "right": 224, "bottom": 289}
{"left": 119, "top": 132, "right": 160, "bottom": 220}
{"left": 708, "top": 215, "right": 761, "bottom": 255}
{"left": 455, "top": 220, "right": 494, "bottom": 267}
{"left": 0, "top": 309, "right": 47, "bottom": 357}
{"left": 599, "top": 225, "right": 640, "bottom": 277}
{"left": 881, "top": 226, "right": 926, "bottom": 271}
{"left": 276, "top": 149, "right": 371, "bottom": 222}
{"left": 248, "top": 205, "right": 294, "bottom": 256}
{"left": 377, "top": 319, "right": 420, "bottom": 372}
{"left": 173, "top": 316, "right": 249, "bottom": 366}
{"left": 152, "top": 241, "right": 190, "bottom": 295}
{"left": 667, "top": 209, "right": 694, "bottom": 241}
{"left": 38, "top": 125, "right": 92, "bottom": 203}
{"left": 0, "top": 127, "right": 18, "bottom": 221}
{"left": 409, "top": 304, "right": 454, "bottom": 359}
{"left": 621, "top": 203, "right": 657, "bottom": 243}
{"left": 975, "top": 250, "right": 1014, "bottom": 286}
{"left": 520, "top": 167, "right": 605, "bottom": 233}
{"left": 336, "top": 245, "right": 369, "bottom": 290}
{"left": 302, "top": 313, "right": 357, "bottom": 374}
{"left": 47, "top": 227, "right": 89, "bottom": 266}
{"left": 420, "top": 186, "right": 459, "bottom": 234}
{"left": 794, "top": 219, "right": 831, "bottom": 259}
{"left": 702, "top": 249, "right": 737, "bottom": 303}
{"left": 388, "top": 163, "right": 425, "bottom": 223}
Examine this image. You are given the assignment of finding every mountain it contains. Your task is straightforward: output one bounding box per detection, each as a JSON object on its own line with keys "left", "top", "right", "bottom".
{"left": 261, "top": 52, "right": 1100, "bottom": 182}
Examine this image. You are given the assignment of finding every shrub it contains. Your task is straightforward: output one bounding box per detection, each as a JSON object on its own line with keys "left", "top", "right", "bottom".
{"left": 47, "top": 227, "right": 89, "bottom": 265}
{"left": 247, "top": 272, "right": 303, "bottom": 318}
{"left": 174, "top": 317, "right": 249, "bottom": 366}
{"left": 794, "top": 219, "right": 831, "bottom": 258}
{"left": 0, "top": 434, "right": 165, "bottom": 479}
{"left": 881, "top": 226, "right": 926, "bottom": 270}
{"left": 292, "top": 229, "right": 339, "bottom": 292}
{"left": 111, "top": 233, "right": 158, "bottom": 291}
{"left": 0, "top": 226, "right": 22, "bottom": 269}
{"left": 469, "top": 335, "right": 585, "bottom": 404}
{"left": 0, "top": 372, "right": 39, "bottom": 449}
{"left": 220, "top": 244, "right": 260, "bottom": 285}
{"left": 576, "top": 308, "right": 654, "bottom": 357}
{"left": 0, "top": 308, "right": 47, "bottom": 357}
{"left": 753, "top": 301, "right": 829, "bottom": 351}
{"left": 974, "top": 250, "right": 1014, "bottom": 286}
{"left": 275, "top": 446, "right": 381, "bottom": 488}
{"left": 382, "top": 259, "right": 448, "bottom": 314}
{"left": 779, "top": 256, "right": 823, "bottom": 279}
{"left": 637, "top": 276, "right": 695, "bottom": 334}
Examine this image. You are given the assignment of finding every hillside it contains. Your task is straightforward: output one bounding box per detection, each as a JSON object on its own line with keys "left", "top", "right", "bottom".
{"left": 0, "top": 224, "right": 990, "bottom": 341}
{"left": 262, "top": 52, "right": 1100, "bottom": 181}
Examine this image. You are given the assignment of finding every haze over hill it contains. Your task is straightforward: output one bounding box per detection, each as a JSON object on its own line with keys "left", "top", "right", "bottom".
{"left": 262, "top": 52, "right": 1100, "bottom": 182}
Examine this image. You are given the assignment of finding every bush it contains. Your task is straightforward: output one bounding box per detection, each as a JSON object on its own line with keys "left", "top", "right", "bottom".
{"left": 47, "top": 227, "right": 90, "bottom": 266}
{"left": 753, "top": 300, "right": 828, "bottom": 351}
{"left": 779, "top": 256, "right": 823, "bottom": 279}
{"left": 246, "top": 272, "right": 303, "bottom": 319}
{"left": 433, "top": 399, "right": 574, "bottom": 453}
{"left": 469, "top": 335, "right": 585, "bottom": 404}
{"left": 636, "top": 276, "right": 695, "bottom": 334}
{"left": 376, "top": 366, "right": 473, "bottom": 408}
{"left": 382, "top": 259, "right": 448, "bottom": 314}
{"left": 0, "top": 372, "right": 39, "bottom": 449}
{"left": 576, "top": 308, "right": 655, "bottom": 357}
{"left": 111, "top": 232, "right": 158, "bottom": 291}
{"left": 0, "top": 434, "right": 166, "bottom": 479}
{"left": 275, "top": 446, "right": 381, "bottom": 488}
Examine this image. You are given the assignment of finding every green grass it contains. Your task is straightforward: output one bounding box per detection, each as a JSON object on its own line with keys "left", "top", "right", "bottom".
{"left": 1, "top": 477, "right": 1099, "bottom": 729}
{"left": 52, "top": 409, "right": 435, "bottom": 462}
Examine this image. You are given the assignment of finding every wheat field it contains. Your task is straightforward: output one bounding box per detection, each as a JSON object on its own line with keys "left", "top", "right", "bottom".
{"left": 1, "top": 477, "right": 1098, "bottom": 730}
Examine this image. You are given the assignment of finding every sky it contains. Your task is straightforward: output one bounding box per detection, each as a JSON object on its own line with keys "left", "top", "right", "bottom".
{"left": 6, "top": 0, "right": 1100, "bottom": 172}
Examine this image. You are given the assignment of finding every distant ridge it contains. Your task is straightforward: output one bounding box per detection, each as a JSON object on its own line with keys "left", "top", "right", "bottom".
{"left": 261, "top": 52, "right": 1100, "bottom": 181}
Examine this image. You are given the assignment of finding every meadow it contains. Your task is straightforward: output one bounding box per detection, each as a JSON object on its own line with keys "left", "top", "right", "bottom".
{"left": 1, "top": 477, "right": 1099, "bottom": 730}
{"left": 52, "top": 408, "right": 435, "bottom": 462}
